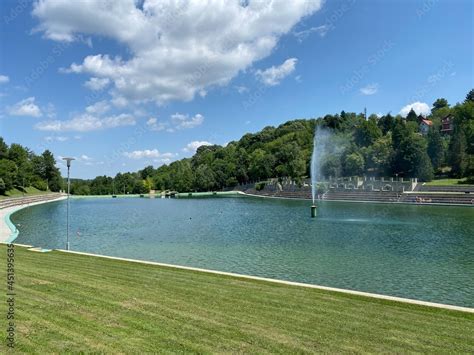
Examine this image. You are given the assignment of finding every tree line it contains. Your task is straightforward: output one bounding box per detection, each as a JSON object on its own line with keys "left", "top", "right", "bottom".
{"left": 0, "top": 139, "right": 63, "bottom": 195}
{"left": 1, "top": 89, "right": 472, "bottom": 196}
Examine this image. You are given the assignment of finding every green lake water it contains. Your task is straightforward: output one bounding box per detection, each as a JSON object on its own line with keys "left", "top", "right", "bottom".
{"left": 12, "top": 196, "right": 474, "bottom": 307}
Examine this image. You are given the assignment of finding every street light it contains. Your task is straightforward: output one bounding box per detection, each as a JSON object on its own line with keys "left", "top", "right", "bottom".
{"left": 63, "top": 157, "right": 75, "bottom": 251}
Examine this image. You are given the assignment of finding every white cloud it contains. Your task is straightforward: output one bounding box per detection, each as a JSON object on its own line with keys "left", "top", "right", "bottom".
{"left": 146, "top": 117, "right": 167, "bottom": 132}
{"left": 45, "top": 136, "right": 69, "bottom": 142}
{"left": 35, "top": 113, "right": 136, "bottom": 132}
{"left": 235, "top": 85, "right": 248, "bottom": 94}
{"left": 85, "top": 100, "right": 110, "bottom": 115}
{"left": 183, "top": 141, "right": 213, "bottom": 153}
{"left": 255, "top": 58, "right": 298, "bottom": 86}
{"left": 124, "top": 149, "right": 175, "bottom": 160}
{"left": 84, "top": 77, "right": 110, "bottom": 91}
{"left": 171, "top": 113, "right": 204, "bottom": 130}
{"left": 360, "top": 83, "right": 379, "bottom": 95}
{"left": 0, "top": 75, "right": 9, "bottom": 84}
{"left": 33, "top": 0, "right": 322, "bottom": 104}
{"left": 8, "top": 97, "right": 42, "bottom": 117}
{"left": 399, "top": 102, "right": 431, "bottom": 117}
{"left": 293, "top": 25, "right": 329, "bottom": 41}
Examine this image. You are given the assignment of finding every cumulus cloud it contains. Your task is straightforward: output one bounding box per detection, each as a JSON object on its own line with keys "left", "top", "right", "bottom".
{"left": 183, "top": 141, "right": 213, "bottom": 153}
{"left": 0, "top": 75, "right": 9, "bottom": 84}
{"left": 85, "top": 100, "right": 110, "bottom": 115}
{"left": 124, "top": 149, "right": 175, "bottom": 160}
{"left": 399, "top": 102, "right": 431, "bottom": 117}
{"left": 8, "top": 97, "right": 42, "bottom": 117}
{"left": 35, "top": 113, "right": 136, "bottom": 132}
{"left": 255, "top": 58, "right": 298, "bottom": 86}
{"left": 32, "top": 0, "right": 322, "bottom": 104}
{"left": 171, "top": 113, "right": 204, "bottom": 130}
{"left": 360, "top": 83, "right": 379, "bottom": 95}
{"left": 293, "top": 25, "right": 329, "bottom": 41}
{"left": 84, "top": 77, "right": 110, "bottom": 91}
{"left": 45, "top": 136, "right": 69, "bottom": 142}
{"left": 146, "top": 113, "right": 204, "bottom": 132}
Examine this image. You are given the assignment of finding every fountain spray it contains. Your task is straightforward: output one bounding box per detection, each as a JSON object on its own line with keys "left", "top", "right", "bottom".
{"left": 310, "top": 126, "right": 330, "bottom": 218}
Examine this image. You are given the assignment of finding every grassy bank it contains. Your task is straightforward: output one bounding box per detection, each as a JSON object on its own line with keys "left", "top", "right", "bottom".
{"left": 0, "top": 187, "right": 54, "bottom": 200}
{"left": 425, "top": 178, "right": 472, "bottom": 186}
{"left": 0, "top": 245, "right": 473, "bottom": 353}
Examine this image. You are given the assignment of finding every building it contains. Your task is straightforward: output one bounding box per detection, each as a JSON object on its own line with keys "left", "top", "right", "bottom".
{"left": 441, "top": 114, "right": 454, "bottom": 134}
{"left": 419, "top": 119, "right": 433, "bottom": 135}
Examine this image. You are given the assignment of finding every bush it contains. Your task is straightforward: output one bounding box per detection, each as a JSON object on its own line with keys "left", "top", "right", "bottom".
{"left": 255, "top": 182, "right": 266, "bottom": 191}
{"left": 32, "top": 179, "right": 48, "bottom": 191}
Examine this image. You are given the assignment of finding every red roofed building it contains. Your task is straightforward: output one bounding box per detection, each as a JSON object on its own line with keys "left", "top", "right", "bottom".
{"left": 419, "top": 119, "right": 433, "bottom": 135}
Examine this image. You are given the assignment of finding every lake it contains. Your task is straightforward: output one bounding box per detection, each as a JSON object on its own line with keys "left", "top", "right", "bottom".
{"left": 12, "top": 195, "right": 474, "bottom": 307}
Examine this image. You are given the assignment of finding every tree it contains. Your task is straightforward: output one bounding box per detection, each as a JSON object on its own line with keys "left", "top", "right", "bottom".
{"left": 432, "top": 98, "right": 449, "bottom": 112}
{"left": 355, "top": 119, "right": 382, "bottom": 147}
{"left": 427, "top": 127, "right": 444, "bottom": 170}
{"left": 42, "top": 150, "right": 62, "bottom": 191}
{"left": 465, "top": 89, "right": 474, "bottom": 103}
{"left": 406, "top": 109, "right": 418, "bottom": 122}
{"left": 449, "top": 128, "right": 468, "bottom": 177}
{"left": 378, "top": 113, "right": 395, "bottom": 134}
{"left": 0, "top": 138, "right": 8, "bottom": 160}
{"left": 0, "top": 178, "right": 5, "bottom": 194}
{"left": 365, "top": 134, "right": 394, "bottom": 175}
{"left": 0, "top": 159, "right": 18, "bottom": 192}
{"left": 343, "top": 152, "right": 365, "bottom": 176}
{"left": 194, "top": 164, "right": 215, "bottom": 191}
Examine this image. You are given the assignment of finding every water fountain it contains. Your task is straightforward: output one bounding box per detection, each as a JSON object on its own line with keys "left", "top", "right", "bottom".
{"left": 310, "top": 126, "right": 331, "bottom": 218}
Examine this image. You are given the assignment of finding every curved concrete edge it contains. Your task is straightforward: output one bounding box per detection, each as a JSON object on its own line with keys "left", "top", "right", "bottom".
{"left": 54, "top": 248, "right": 474, "bottom": 314}
{"left": 0, "top": 196, "right": 67, "bottom": 243}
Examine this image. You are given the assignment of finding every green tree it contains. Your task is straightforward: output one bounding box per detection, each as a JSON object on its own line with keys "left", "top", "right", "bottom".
{"left": 406, "top": 109, "right": 418, "bottom": 122}
{"left": 0, "top": 159, "right": 18, "bottom": 192}
{"left": 343, "top": 152, "right": 365, "bottom": 176}
{"left": 449, "top": 128, "right": 468, "bottom": 177}
{"left": 465, "top": 89, "right": 474, "bottom": 103}
{"left": 194, "top": 164, "right": 215, "bottom": 191}
{"left": 427, "top": 127, "right": 444, "bottom": 170}
{"left": 432, "top": 98, "right": 449, "bottom": 112}
{"left": 355, "top": 119, "right": 382, "bottom": 147}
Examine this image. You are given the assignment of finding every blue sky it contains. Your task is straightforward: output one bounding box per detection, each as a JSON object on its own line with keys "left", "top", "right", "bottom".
{"left": 0, "top": 0, "right": 472, "bottom": 179}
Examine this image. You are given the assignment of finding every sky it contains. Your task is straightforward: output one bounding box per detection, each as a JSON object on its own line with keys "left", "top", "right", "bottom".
{"left": 0, "top": 0, "right": 472, "bottom": 179}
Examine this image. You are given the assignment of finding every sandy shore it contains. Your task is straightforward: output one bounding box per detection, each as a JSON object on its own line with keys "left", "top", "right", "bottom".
{"left": 0, "top": 195, "right": 67, "bottom": 243}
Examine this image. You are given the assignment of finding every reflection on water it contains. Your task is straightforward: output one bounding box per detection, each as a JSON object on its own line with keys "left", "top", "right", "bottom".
{"left": 13, "top": 196, "right": 474, "bottom": 307}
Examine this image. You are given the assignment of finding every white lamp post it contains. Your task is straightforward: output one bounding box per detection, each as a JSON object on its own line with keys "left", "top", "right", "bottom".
{"left": 63, "top": 157, "right": 75, "bottom": 250}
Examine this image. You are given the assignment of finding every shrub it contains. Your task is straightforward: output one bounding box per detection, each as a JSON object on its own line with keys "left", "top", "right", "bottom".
{"left": 255, "top": 182, "right": 266, "bottom": 191}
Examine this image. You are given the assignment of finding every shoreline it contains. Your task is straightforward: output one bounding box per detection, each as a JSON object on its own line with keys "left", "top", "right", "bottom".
{"left": 56, "top": 248, "right": 474, "bottom": 313}
{"left": 0, "top": 195, "right": 67, "bottom": 243}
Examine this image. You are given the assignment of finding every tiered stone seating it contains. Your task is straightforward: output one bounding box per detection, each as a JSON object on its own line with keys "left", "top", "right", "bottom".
{"left": 400, "top": 193, "right": 474, "bottom": 205}
{"left": 323, "top": 190, "right": 400, "bottom": 202}
{"left": 419, "top": 185, "right": 474, "bottom": 193}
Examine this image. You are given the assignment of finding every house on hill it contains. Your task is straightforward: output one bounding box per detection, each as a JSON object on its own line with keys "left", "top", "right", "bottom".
{"left": 419, "top": 119, "right": 433, "bottom": 135}
{"left": 441, "top": 114, "right": 454, "bottom": 134}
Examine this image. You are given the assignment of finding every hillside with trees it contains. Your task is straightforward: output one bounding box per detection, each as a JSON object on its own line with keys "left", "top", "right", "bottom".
{"left": 0, "top": 139, "right": 63, "bottom": 195}
{"left": 1, "top": 90, "right": 472, "bottom": 196}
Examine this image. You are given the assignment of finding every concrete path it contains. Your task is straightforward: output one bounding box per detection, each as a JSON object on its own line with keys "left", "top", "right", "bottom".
{"left": 0, "top": 194, "right": 66, "bottom": 243}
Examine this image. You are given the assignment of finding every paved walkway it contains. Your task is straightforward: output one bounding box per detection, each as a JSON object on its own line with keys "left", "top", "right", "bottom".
{"left": 0, "top": 194, "right": 66, "bottom": 243}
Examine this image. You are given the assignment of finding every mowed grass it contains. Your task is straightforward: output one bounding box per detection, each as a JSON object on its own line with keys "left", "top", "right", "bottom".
{"left": 425, "top": 178, "right": 471, "bottom": 186}
{"left": 0, "top": 245, "right": 473, "bottom": 353}
{"left": 0, "top": 187, "right": 53, "bottom": 200}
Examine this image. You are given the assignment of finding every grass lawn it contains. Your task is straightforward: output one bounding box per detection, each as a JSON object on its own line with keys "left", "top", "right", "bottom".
{"left": 425, "top": 178, "right": 471, "bottom": 186}
{"left": 1, "top": 245, "right": 473, "bottom": 353}
{"left": 0, "top": 187, "right": 53, "bottom": 200}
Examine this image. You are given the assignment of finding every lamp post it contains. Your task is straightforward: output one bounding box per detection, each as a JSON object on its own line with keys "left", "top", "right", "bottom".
{"left": 63, "top": 157, "right": 75, "bottom": 251}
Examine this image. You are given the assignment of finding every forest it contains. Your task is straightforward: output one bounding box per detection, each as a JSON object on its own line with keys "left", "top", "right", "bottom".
{"left": 1, "top": 90, "right": 473, "bottom": 196}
